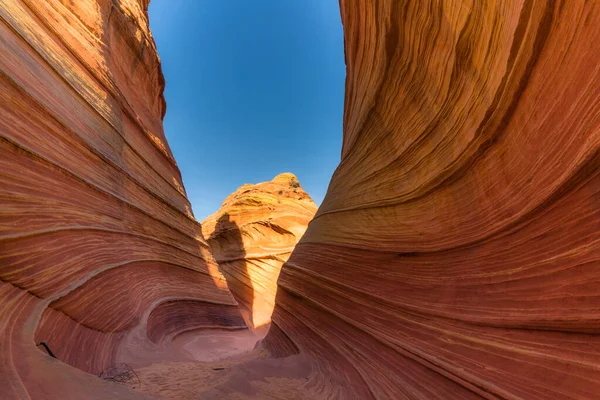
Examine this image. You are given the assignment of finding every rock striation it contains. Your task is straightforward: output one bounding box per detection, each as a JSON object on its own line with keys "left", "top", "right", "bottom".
{"left": 2, "top": 0, "right": 600, "bottom": 399}
{"left": 261, "top": 1, "right": 600, "bottom": 399}
{"left": 0, "top": 0, "right": 243, "bottom": 398}
{"left": 202, "top": 173, "right": 317, "bottom": 331}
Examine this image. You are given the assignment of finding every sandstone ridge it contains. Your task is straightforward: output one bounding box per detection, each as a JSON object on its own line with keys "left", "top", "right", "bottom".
{"left": 202, "top": 173, "right": 317, "bottom": 331}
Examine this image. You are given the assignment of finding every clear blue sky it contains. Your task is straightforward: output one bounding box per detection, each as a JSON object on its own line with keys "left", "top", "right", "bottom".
{"left": 148, "top": 1, "right": 345, "bottom": 221}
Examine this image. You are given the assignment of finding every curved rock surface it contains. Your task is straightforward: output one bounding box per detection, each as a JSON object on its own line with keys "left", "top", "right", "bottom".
{"left": 2, "top": 0, "right": 600, "bottom": 399}
{"left": 202, "top": 173, "right": 317, "bottom": 331}
{"left": 262, "top": 1, "right": 600, "bottom": 399}
{"left": 0, "top": 0, "right": 243, "bottom": 398}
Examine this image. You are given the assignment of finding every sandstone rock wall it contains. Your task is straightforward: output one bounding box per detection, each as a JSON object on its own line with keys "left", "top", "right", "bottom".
{"left": 2, "top": 0, "right": 600, "bottom": 399}
{"left": 264, "top": 1, "right": 600, "bottom": 398}
{"left": 0, "top": 0, "right": 241, "bottom": 398}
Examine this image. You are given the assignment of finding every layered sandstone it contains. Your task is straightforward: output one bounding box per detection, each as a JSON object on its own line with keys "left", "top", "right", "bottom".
{"left": 202, "top": 173, "right": 317, "bottom": 331}
{"left": 261, "top": 1, "right": 600, "bottom": 399}
{"left": 2, "top": 0, "right": 600, "bottom": 399}
{"left": 0, "top": 0, "right": 243, "bottom": 398}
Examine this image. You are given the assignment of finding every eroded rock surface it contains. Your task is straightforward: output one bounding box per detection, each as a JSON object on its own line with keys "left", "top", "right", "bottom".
{"left": 2, "top": 0, "right": 600, "bottom": 399}
{"left": 262, "top": 1, "right": 600, "bottom": 399}
{"left": 202, "top": 173, "right": 317, "bottom": 331}
{"left": 0, "top": 0, "right": 243, "bottom": 398}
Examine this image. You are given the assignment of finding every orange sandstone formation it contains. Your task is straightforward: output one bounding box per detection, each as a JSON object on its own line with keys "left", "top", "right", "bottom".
{"left": 261, "top": 1, "right": 600, "bottom": 399}
{"left": 0, "top": 0, "right": 243, "bottom": 398}
{"left": 202, "top": 173, "right": 317, "bottom": 331}
{"left": 1, "top": 0, "right": 600, "bottom": 399}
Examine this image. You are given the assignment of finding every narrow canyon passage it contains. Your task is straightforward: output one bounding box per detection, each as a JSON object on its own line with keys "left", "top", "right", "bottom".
{"left": 1, "top": 1, "right": 600, "bottom": 399}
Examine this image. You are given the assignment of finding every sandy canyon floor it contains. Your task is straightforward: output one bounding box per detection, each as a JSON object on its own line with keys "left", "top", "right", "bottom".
{"left": 126, "top": 328, "right": 314, "bottom": 399}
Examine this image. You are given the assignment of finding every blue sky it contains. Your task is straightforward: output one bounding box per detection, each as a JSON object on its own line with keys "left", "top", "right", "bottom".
{"left": 148, "top": 1, "right": 345, "bottom": 220}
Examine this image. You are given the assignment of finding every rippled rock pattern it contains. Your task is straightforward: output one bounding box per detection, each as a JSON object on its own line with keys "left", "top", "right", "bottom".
{"left": 2, "top": 0, "right": 600, "bottom": 399}
{"left": 202, "top": 173, "right": 317, "bottom": 331}
{"left": 263, "top": 1, "right": 600, "bottom": 399}
{"left": 0, "top": 0, "right": 241, "bottom": 398}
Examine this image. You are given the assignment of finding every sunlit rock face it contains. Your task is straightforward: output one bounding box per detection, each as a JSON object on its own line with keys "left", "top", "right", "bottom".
{"left": 0, "top": 0, "right": 241, "bottom": 398}
{"left": 202, "top": 173, "right": 317, "bottom": 331}
{"left": 263, "top": 1, "right": 600, "bottom": 399}
{"left": 2, "top": 0, "right": 600, "bottom": 399}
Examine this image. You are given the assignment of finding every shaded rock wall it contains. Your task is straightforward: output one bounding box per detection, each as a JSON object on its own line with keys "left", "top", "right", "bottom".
{"left": 203, "top": 173, "right": 317, "bottom": 331}
{"left": 264, "top": 1, "right": 600, "bottom": 399}
{"left": 0, "top": 0, "right": 241, "bottom": 398}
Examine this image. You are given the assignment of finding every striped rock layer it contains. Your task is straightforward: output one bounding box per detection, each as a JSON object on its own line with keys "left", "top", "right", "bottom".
{"left": 261, "top": 1, "right": 600, "bottom": 399}
{"left": 202, "top": 173, "right": 317, "bottom": 331}
{"left": 0, "top": 0, "right": 243, "bottom": 398}
{"left": 1, "top": 0, "right": 600, "bottom": 399}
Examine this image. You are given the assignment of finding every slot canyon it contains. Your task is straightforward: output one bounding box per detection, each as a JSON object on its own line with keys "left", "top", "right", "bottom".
{"left": 1, "top": 0, "right": 600, "bottom": 399}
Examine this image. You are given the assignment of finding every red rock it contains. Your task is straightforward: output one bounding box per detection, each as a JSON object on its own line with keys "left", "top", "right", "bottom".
{"left": 0, "top": 0, "right": 242, "bottom": 398}
{"left": 202, "top": 173, "right": 317, "bottom": 331}
{"left": 262, "top": 1, "right": 600, "bottom": 399}
{"left": 2, "top": 0, "right": 600, "bottom": 399}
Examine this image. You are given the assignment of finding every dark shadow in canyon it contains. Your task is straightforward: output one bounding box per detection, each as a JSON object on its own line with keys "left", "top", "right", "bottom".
{"left": 214, "top": 213, "right": 256, "bottom": 331}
